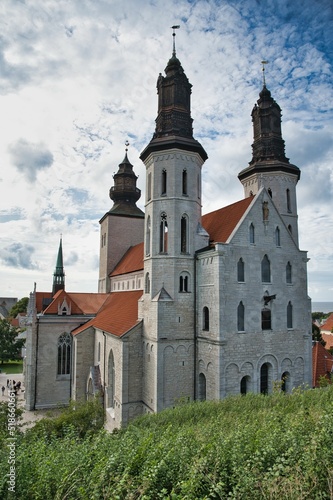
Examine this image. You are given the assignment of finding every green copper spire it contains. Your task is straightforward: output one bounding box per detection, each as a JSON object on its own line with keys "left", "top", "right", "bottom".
{"left": 52, "top": 236, "right": 65, "bottom": 296}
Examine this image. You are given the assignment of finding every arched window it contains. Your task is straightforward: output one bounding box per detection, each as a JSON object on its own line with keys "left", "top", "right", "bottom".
{"left": 179, "top": 273, "right": 190, "bottom": 292}
{"left": 275, "top": 226, "right": 280, "bottom": 246}
{"left": 260, "top": 363, "right": 269, "bottom": 394}
{"left": 287, "top": 301, "right": 293, "bottom": 329}
{"left": 240, "top": 376, "right": 250, "bottom": 395}
{"left": 146, "top": 216, "right": 151, "bottom": 256}
{"left": 181, "top": 215, "right": 188, "bottom": 253}
{"left": 286, "top": 189, "right": 291, "bottom": 212}
{"left": 198, "top": 373, "right": 206, "bottom": 401}
{"left": 281, "top": 372, "right": 290, "bottom": 393}
{"left": 145, "top": 272, "right": 150, "bottom": 294}
{"left": 203, "top": 307, "right": 209, "bottom": 331}
{"left": 57, "top": 333, "right": 71, "bottom": 375}
{"left": 237, "top": 301, "right": 245, "bottom": 331}
{"left": 286, "top": 261, "right": 292, "bottom": 284}
{"left": 268, "top": 188, "right": 272, "bottom": 198}
{"left": 237, "top": 258, "right": 245, "bottom": 282}
{"left": 161, "top": 169, "right": 167, "bottom": 195}
{"left": 107, "top": 350, "right": 115, "bottom": 408}
{"left": 249, "top": 223, "right": 255, "bottom": 244}
{"left": 182, "top": 169, "right": 188, "bottom": 195}
{"left": 262, "top": 308, "right": 271, "bottom": 330}
{"left": 261, "top": 254, "right": 271, "bottom": 283}
{"left": 159, "top": 213, "right": 168, "bottom": 252}
{"left": 147, "top": 172, "right": 151, "bottom": 201}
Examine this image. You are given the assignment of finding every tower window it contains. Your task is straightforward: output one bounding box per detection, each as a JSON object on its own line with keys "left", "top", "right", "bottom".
{"left": 146, "top": 216, "right": 151, "bottom": 256}
{"left": 145, "top": 272, "right": 150, "bottom": 294}
{"left": 286, "top": 189, "right": 291, "bottom": 213}
{"left": 179, "top": 272, "right": 190, "bottom": 292}
{"left": 181, "top": 215, "right": 188, "bottom": 253}
{"left": 288, "top": 224, "right": 292, "bottom": 234}
{"left": 286, "top": 261, "right": 292, "bottom": 284}
{"left": 147, "top": 172, "right": 151, "bottom": 201}
{"left": 237, "top": 258, "right": 245, "bottom": 282}
{"left": 57, "top": 333, "right": 71, "bottom": 375}
{"left": 182, "top": 169, "right": 188, "bottom": 195}
{"left": 287, "top": 301, "right": 293, "bottom": 329}
{"left": 275, "top": 227, "right": 281, "bottom": 246}
{"left": 260, "top": 363, "right": 270, "bottom": 394}
{"left": 237, "top": 301, "right": 245, "bottom": 332}
{"left": 262, "top": 309, "right": 271, "bottom": 330}
{"left": 268, "top": 188, "right": 272, "bottom": 198}
{"left": 240, "top": 376, "right": 250, "bottom": 395}
{"left": 161, "top": 169, "right": 167, "bottom": 195}
{"left": 108, "top": 350, "right": 115, "bottom": 408}
{"left": 159, "top": 213, "right": 168, "bottom": 253}
{"left": 249, "top": 223, "right": 255, "bottom": 244}
{"left": 203, "top": 307, "right": 210, "bottom": 331}
{"left": 261, "top": 254, "right": 271, "bottom": 283}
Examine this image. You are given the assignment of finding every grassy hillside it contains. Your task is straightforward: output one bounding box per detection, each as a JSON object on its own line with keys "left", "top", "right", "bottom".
{"left": 1, "top": 386, "right": 333, "bottom": 499}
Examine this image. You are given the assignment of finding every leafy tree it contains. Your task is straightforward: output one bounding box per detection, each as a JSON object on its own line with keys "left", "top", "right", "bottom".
{"left": 0, "top": 319, "right": 25, "bottom": 364}
{"left": 312, "top": 322, "right": 326, "bottom": 346}
{"left": 9, "top": 297, "right": 28, "bottom": 319}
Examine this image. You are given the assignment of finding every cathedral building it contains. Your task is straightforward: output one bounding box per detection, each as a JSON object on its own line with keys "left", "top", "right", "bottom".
{"left": 24, "top": 41, "right": 312, "bottom": 430}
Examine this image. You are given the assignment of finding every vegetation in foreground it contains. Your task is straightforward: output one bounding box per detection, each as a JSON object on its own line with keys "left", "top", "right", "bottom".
{"left": 0, "top": 387, "right": 333, "bottom": 499}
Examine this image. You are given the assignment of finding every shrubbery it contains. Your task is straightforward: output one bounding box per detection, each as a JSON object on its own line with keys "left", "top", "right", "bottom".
{"left": 1, "top": 387, "right": 333, "bottom": 498}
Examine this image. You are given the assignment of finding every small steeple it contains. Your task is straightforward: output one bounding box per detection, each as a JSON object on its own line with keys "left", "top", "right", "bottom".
{"left": 52, "top": 236, "right": 65, "bottom": 296}
{"left": 109, "top": 142, "right": 144, "bottom": 217}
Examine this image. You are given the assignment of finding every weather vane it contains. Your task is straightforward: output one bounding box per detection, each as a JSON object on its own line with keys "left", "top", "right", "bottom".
{"left": 261, "top": 60, "right": 269, "bottom": 86}
{"left": 171, "top": 25, "right": 180, "bottom": 56}
{"left": 125, "top": 140, "right": 129, "bottom": 152}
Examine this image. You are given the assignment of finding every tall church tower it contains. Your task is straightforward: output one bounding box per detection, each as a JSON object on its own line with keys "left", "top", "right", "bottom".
{"left": 139, "top": 30, "right": 209, "bottom": 413}
{"left": 52, "top": 237, "right": 65, "bottom": 296}
{"left": 98, "top": 148, "right": 144, "bottom": 292}
{"left": 238, "top": 74, "right": 300, "bottom": 244}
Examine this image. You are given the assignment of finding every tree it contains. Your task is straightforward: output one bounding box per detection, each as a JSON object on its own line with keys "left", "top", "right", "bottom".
{"left": 312, "top": 322, "right": 326, "bottom": 347}
{"left": 0, "top": 319, "right": 25, "bottom": 363}
{"left": 9, "top": 297, "right": 29, "bottom": 319}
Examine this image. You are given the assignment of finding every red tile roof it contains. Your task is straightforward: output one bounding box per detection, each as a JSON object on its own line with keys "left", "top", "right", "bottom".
{"left": 35, "top": 292, "right": 53, "bottom": 313}
{"left": 202, "top": 196, "right": 254, "bottom": 244}
{"left": 111, "top": 242, "right": 144, "bottom": 276}
{"left": 72, "top": 290, "right": 143, "bottom": 337}
{"left": 312, "top": 341, "right": 333, "bottom": 388}
{"left": 320, "top": 313, "right": 333, "bottom": 333}
{"left": 322, "top": 333, "right": 333, "bottom": 350}
{"left": 42, "top": 290, "right": 108, "bottom": 315}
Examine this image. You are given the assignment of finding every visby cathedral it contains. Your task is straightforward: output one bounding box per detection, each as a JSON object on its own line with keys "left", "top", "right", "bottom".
{"left": 24, "top": 39, "right": 312, "bottom": 430}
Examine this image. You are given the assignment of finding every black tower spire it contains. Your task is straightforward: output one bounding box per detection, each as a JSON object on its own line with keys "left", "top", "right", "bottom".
{"left": 52, "top": 236, "right": 65, "bottom": 296}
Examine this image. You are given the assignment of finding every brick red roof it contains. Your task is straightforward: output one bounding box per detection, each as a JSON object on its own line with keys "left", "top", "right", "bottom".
{"left": 202, "top": 196, "right": 254, "bottom": 244}
{"left": 35, "top": 292, "right": 53, "bottom": 313}
{"left": 42, "top": 290, "right": 108, "bottom": 315}
{"left": 312, "top": 341, "right": 333, "bottom": 388}
{"left": 322, "top": 333, "right": 333, "bottom": 350}
{"left": 320, "top": 313, "right": 333, "bottom": 333}
{"left": 72, "top": 290, "right": 143, "bottom": 337}
{"left": 111, "top": 242, "right": 144, "bottom": 276}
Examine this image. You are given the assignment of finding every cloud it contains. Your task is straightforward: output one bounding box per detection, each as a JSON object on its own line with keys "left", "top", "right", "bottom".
{"left": 0, "top": 208, "right": 25, "bottom": 223}
{"left": 64, "top": 252, "right": 79, "bottom": 266}
{"left": 8, "top": 139, "right": 53, "bottom": 182}
{"left": 0, "top": 243, "right": 38, "bottom": 269}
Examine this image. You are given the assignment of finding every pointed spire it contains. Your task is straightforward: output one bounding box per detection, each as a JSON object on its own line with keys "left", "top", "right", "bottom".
{"left": 52, "top": 236, "right": 65, "bottom": 296}
{"left": 108, "top": 141, "right": 144, "bottom": 217}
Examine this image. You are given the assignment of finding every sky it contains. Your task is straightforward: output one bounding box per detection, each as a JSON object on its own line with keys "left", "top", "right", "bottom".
{"left": 0, "top": 0, "right": 332, "bottom": 302}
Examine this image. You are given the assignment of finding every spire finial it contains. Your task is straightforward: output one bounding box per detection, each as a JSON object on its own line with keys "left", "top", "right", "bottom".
{"left": 171, "top": 25, "right": 180, "bottom": 56}
{"left": 125, "top": 140, "right": 129, "bottom": 153}
{"left": 261, "top": 60, "right": 269, "bottom": 86}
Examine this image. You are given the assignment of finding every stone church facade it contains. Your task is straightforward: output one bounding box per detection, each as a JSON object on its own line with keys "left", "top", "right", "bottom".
{"left": 24, "top": 43, "right": 312, "bottom": 430}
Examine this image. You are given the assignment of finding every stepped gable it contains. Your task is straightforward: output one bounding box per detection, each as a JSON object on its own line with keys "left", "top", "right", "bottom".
{"left": 110, "top": 242, "right": 144, "bottom": 277}
{"left": 42, "top": 290, "right": 108, "bottom": 315}
{"left": 202, "top": 196, "right": 254, "bottom": 244}
{"left": 72, "top": 290, "right": 143, "bottom": 337}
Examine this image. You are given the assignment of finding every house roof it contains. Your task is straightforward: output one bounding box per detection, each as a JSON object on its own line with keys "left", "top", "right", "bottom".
{"left": 111, "top": 242, "right": 144, "bottom": 277}
{"left": 320, "top": 313, "right": 333, "bottom": 333}
{"left": 72, "top": 290, "right": 143, "bottom": 337}
{"left": 202, "top": 196, "right": 254, "bottom": 244}
{"left": 35, "top": 292, "right": 53, "bottom": 313}
{"left": 322, "top": 333, "right": 333, "bottom": 350}
{"left": 41, "top": 290, "right": 108, "bottom": 315}
{"left": 312, "top": 341, "right": 333, "bottom": 388}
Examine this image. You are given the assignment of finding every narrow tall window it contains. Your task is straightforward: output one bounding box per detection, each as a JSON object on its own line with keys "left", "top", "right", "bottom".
{"left": 240, "top": 376, "right": 249, "bottom": 395}
{"left": 159, "top": 213, "right": 168, "bottom": 252}
{"left": 268, "top": 188, "right": 272, "bottom": 198}
{"left": 261, "top": 254, "right": 271, "bottom": 283}
{"left": 260, "top": 363, "right": 269, "bottom": 394}
{"left": 181, "top": 215, "right": 188, "bottom": 253}
{"left": 286, "top": 261, "right": 292, "bottom": 284}
{"left": 108, "top": 350, "right": 115, "bottom": 408}
{"left": 198, "top": 373, "right": 206, "bottom": 401}
{"left": 288, "top": 224, "right": 292, "bottom": 234}
{"left": 262, "top": 309, "right": 271, "bottom": 330}
{"left": 249, "top": 223, "right": 255, "bottom": 244}
{"left": 286, "top": 189, "right": 291, "bottom": 212}
{"left": 146, "top": 216, "right": 151, "bottom": 256}
{"left": 237, "top": 301, "right": 245, "bottom": 331}
{"left": 147, "top": 172, "right": 151, "bottom": 201}
{"left": 145, "top": 272, "right": 150, "bottom": 294}
{"left": 161, "top": 169, "right": 167, "bottom": 195}
{"left": 287, "top": 301, "right": 293, "bottom": 329}
{"left": 97, "top": 342, "right": 101, "bottom": 363}
{"left": 182, "top": 169, "right": 188, "bottom": 195}
{"left": 275, "top": 227, "right": 280, "bottom": 246}
{"left": 57, "top": 333, "right": 71, "bottom": 375}
{"left": 237, "top": 258, "right": 245, "bottom": 282}
{"left": 203, "top": 307, "right": 209, "bottom": 331}
{"left": 179, "top": 273, "right": 189, "bottom": 292}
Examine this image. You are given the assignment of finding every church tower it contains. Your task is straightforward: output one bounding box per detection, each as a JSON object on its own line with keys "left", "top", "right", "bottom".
{"left": 98, "top": 147, "right": 144, "bottom": 292}
{"left": 238, "top": 70, "right": 301, "bottom": 244}
{"left": 52, "top": 237, "right": 65, "bottom": 296}
{"left": 139, "top": 29, "right": 209, "bottom": 413}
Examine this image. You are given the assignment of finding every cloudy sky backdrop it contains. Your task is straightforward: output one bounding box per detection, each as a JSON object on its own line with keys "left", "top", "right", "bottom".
{"left": 1, "top": 0, "right": 332, "bottom": 302}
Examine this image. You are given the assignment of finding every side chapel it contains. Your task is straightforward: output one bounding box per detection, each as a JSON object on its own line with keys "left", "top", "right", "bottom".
{"left": 24, "top": 37, "right": 312, "bottom": 430}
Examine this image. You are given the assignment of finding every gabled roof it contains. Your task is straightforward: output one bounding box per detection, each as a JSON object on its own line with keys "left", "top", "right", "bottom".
{"left": 72, "top": 290, "right": 143, "bottom": 337}
{"left": 202, "top": 196, "right": 254, "bottom": 244}
{"left": 320, "top": 313, "right": 333, "bottom": 333}
{"left": 111, "top": 242, "right": 144, "bottom": 277}
{"left": 312, "top": 341, "right": 333, "bottom": 388}
{"left": 322, "top": 333, "right": 333, "bottom": 350}
{"left": 35, "top": 292, "right": 53, "bottom": 313}
{"left": 42, "top": 290, "right": 108, "bottom": 315}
